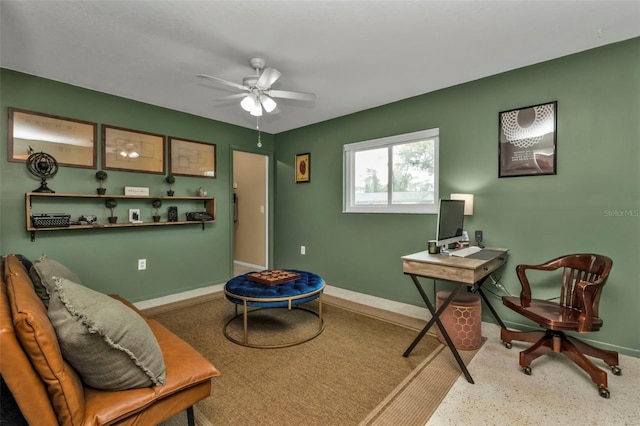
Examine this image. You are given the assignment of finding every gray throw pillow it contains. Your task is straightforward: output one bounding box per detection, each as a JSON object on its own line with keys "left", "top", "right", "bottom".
{"left": 47, "top": 277, "right": 167, "bottom": 390}
{"left": 29, "top": 255, "right": 81, "bottom": 307}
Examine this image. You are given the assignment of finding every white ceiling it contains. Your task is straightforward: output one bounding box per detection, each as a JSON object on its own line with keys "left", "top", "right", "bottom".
{"left": 1, "top": 1, "right": 638, "bottom": 134}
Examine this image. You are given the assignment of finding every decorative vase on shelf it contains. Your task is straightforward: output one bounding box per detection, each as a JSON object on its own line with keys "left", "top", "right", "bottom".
{"left": 108, "top": 217, "right": 118, "bottom": 224}
{"left": 152, "top": 215, "right": 161, "bottom": 222}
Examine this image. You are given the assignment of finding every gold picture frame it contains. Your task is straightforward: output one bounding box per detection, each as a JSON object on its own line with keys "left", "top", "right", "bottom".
{"left": 295, "top": 153, "right": 311, "bottom": 183}
{"left": 102, "top": 125, "right": 165, "bottom": 174}
{"left": 169, "top": 137, "right": 216, "bottom": 178}
{"left": 7, "top": 107, "right": 97, "bottom": 168}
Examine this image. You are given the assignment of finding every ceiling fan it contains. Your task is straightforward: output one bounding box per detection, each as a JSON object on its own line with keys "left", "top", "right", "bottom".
{"left": 197, "top": 58, "right": 316, "bottom": 117}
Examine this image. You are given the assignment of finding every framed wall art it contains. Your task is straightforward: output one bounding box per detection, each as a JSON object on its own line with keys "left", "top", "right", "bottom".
{"left": 499, "top": 101, "right": 557, "bottom": 178}
{"left": 103, "top": 125, "right": 165, "bottom": 174}
{"left": 169, "top": 137, "right": 216, "bottom": 178}
{"left": 295, "top": 153, "right": 311, "bottom": 183}
{"left": 7, "top": 107, "right": 97, "bottom": 168}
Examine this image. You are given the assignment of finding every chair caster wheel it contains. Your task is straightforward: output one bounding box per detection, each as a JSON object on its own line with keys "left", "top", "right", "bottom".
{"left": 598, "top": 386, "right": 610, "bottom": 398}
{"left": 522, "top": 366, "right": 532, "bottom": 375}
{"left": 503, "top": 341, "right": 512, "bottom": 349}
{"left": 610, "top": 365, "right": 621, "bottom": 375}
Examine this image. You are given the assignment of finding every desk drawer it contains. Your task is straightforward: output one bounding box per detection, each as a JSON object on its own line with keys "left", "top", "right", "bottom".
{"left": 403, "top": 260, "right": 477, "bottom": 284}
{"left": 472, "top": 255, "right": 507, "bottom": 283}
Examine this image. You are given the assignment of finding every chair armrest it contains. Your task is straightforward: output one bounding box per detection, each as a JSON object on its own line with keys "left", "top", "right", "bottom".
{"left": 574, "top": 279, "right": 605, "bottom": 332}
{"left": 515, "top": 257, "right": 567, "bottom": 305}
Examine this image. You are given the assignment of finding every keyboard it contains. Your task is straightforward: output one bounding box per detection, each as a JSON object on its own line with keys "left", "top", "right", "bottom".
{"left": 450, "top": 246, "right": 482, "bottom": 258}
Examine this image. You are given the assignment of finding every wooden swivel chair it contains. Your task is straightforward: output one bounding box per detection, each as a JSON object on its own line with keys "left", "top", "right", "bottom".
{"left": 500, "top": 254, "right": 620, "bottom": 398}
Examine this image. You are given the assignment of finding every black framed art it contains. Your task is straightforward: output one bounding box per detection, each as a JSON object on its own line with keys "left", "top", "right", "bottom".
{"left": 499, "top": 101, "right": 557, "bottom": 178}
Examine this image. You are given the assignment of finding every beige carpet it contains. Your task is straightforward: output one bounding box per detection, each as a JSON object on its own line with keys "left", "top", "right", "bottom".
{"left": 151, "top": 294, "right": 481, "bottom": 426}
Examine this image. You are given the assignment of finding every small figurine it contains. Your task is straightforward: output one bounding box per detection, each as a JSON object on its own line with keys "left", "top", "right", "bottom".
{"left": 197, "top": 187, "right": 207, "bottom": 197}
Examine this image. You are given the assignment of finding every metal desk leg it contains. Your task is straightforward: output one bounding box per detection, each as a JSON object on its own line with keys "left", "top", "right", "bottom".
{"left": 475, "top": 287, "right": 508, "bottom": 330}
{"left": 471, "top": 275, "right": 508, "bottom": 330}
{"left": 402, "top": 274, "right": 475, "bottom": 384}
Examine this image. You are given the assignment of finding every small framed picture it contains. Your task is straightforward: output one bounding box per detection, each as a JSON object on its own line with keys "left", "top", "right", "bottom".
{"left": 128, "top": 209, "right": 142, "bottom": 223}
{"left": 295, "top": 153, "right": 311, "bottom": 183}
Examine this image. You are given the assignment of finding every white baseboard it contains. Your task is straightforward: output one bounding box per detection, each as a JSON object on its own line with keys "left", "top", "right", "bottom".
{"left": 233, "top": 260, "right": 266, "bottom": 270}
{"left": 135, "top": 281, "right": 430, "bottom": 321}
{"left": 134, "top": 283, "right": 225, "bottom": 311}
{"left": 324, "top": 286, "right": 430, "bottom": 320}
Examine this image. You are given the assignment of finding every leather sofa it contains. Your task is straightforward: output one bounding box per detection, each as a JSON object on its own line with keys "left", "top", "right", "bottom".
{"left": 0, "top": 254, "right": 220, "bottom": 425}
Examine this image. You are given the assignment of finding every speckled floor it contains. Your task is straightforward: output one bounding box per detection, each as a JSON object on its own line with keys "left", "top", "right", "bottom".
{"left": 426, "top": 322, "right": 640, "bottom": 426}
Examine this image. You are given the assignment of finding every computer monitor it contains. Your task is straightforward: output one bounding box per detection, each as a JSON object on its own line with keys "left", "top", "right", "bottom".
{"left": 435, "top": 199, "right": 465, "bottom": 251}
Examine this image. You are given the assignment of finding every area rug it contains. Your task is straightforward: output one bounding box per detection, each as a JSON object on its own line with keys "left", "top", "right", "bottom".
{"left": 152, "top": 293, "right": 481, "bottom": 426}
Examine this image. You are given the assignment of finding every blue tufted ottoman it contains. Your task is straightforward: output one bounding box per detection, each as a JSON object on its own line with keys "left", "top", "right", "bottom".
{"left": 223, "top": 270, "right": 325, "bottom": 348}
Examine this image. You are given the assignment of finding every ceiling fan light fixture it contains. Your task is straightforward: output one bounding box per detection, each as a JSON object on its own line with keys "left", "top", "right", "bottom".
{"left": 260, "top": 94, "right": 277, "bottom": 113}
{"left": 250, "top": 105, "right": 263, "bottom": 117}
{"left": 240, "top": 94, "right": 258, "bottom": 112}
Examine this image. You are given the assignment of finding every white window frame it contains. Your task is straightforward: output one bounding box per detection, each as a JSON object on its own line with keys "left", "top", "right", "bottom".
{"left": 343, "top": 128, "right": 439, "bottom": 214}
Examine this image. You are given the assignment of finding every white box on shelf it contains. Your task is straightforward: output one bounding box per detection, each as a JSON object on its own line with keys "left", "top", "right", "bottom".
{"left": 124, "top": 186, "right": 149, "bottom": 196}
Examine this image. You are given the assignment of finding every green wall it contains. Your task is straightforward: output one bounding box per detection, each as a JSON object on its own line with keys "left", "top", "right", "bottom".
{"left": 0, "top": 69, "right": 276, "bottom": 301}
{"left": 273, "top": 39, "right": 640, "bottom": 356}
{"left": 1, "top": 39, "right": 638, "bottom": 356}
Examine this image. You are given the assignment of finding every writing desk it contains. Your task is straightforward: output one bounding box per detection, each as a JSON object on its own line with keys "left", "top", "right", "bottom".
{"left": 401, "top": 248, "right": 509, "bottom": 383}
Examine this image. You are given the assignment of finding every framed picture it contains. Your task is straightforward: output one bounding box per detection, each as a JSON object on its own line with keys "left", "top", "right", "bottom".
{"left": 169, "top": 137, "right": 216, "bottom": 178}
{"left": 499, "top": 101, "right": 557, "bottom": 178}
{"left": 102, "top": 125, "right": 165, "bottom": 174}
{"left": 295, "top": 153, "right": 311, "bottom": 183}
{"left": 128, "top": 208, "right": 142, "bottom": 223}
{"left": 7, "top": 107, "right": 97, "bottom": 168}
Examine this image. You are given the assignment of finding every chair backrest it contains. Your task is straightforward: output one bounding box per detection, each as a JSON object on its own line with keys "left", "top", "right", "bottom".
{"left": 552, "top": 254, "right": 612, "bottom": 317}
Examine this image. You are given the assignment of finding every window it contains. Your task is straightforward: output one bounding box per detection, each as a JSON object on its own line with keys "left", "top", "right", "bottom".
{"left": 343, "top": 129, "right": 439, "bottom": 214}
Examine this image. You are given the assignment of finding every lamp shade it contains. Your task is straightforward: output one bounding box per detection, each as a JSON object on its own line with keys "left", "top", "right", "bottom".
{"left": 450, "top": 193, "right": 474, "bottom": 215}
{"left": 241, "top": 94, "right": 259, "bottom": 113}
{"left": 260, "top": 94, "right": 277, "bottom": 113}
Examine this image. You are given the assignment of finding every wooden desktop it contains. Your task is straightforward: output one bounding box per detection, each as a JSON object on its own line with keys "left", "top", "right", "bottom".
{"left": 401, "top": 248, "right": 509, "bottom": 383}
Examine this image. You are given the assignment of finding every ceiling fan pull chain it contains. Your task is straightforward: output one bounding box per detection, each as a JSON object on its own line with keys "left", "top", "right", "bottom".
{"left": 256, "top": 116, "right": 262, "bottom": 148}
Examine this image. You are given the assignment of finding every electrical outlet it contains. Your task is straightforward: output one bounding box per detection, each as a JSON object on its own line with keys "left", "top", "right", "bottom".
{"left": 138, "top": 259, "right": 146, "bottom": 270}
{"left": 300, "top": 246, "right": 306, "bottom": 255}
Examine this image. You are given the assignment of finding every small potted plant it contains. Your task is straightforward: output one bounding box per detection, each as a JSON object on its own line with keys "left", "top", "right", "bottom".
{"left": 95, "top": 170, "right": 108, "bottom": 195}
{"left": 165, "top": 175, "right": 176, "bottom": 196}
{"left": 151, "top": 199, "right": 162, "bottom": 222}
{"left": 105, "top": 198, "right": 118, "bottom": 223}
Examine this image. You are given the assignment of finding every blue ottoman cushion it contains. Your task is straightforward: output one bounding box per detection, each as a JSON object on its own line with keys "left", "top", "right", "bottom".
{"left": 225, "top": 270, "right": 324, "bottom": 308}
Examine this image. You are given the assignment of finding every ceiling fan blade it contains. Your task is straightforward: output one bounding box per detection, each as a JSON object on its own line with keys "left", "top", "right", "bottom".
{"left": 256, "top": 67, "right": 281, "bottom": 90}
{"left": 197, "top": 74, "right": 247, "bottom": 92}
{"left": 218, "top": 93, "right": 248, "bottom": 101}
{"left": 268, "top": 89, "right": 316, "bottom": 102}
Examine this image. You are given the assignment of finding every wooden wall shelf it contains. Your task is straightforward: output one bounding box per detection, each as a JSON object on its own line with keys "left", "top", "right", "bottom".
{"left": 25, "top": 192, "right": 216, "bottom": 241}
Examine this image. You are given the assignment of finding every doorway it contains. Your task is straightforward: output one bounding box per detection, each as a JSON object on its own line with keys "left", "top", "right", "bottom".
{"left": 232, "top": 150, "right": 268, "bottom": 275}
